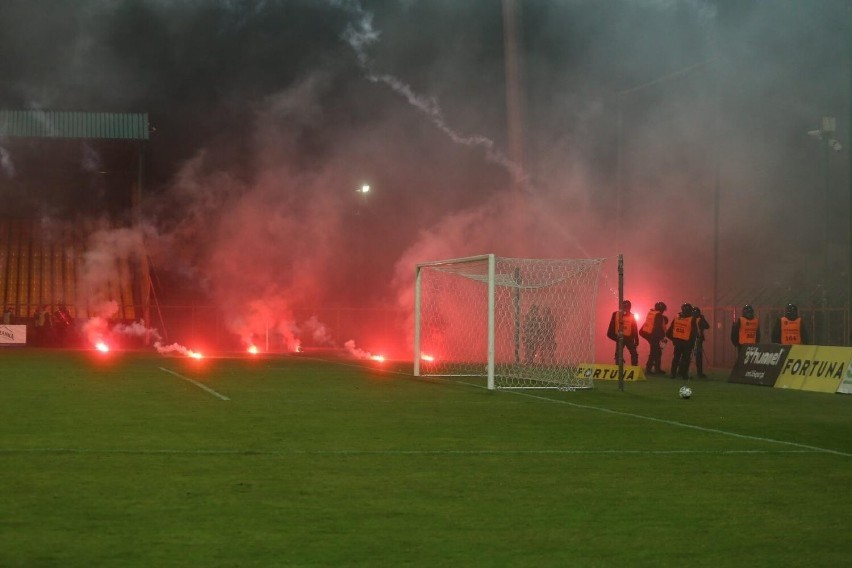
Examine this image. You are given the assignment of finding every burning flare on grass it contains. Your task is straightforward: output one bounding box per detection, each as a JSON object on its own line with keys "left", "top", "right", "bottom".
{"left": 344, "top": 339, "right": 384, "bottom": 362}
{"left": 154, "top": 341, "right": 203, "bottom": 359}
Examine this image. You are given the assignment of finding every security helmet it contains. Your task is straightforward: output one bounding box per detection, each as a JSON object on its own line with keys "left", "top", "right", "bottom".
{"left": 742, "top": 304, "right": 754, "bottom": 318}
{"left": 654, "top": 301, "right": 667, "bottom": 312}
{"left": 681, "top": 303, "right": 693, "bottom": 316}
{"left": 692, "top": 306, "right": 702, "bottom": 316}
{"left": 785, "top": 303, "right": 798, "bottom": 319}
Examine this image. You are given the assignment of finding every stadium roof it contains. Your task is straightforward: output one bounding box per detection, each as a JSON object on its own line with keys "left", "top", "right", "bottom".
{"left": 0, "top": 110, "right": 148, "bottom": 141}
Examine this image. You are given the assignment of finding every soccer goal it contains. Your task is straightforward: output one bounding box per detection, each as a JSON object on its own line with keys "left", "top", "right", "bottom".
{"left": 414, "top": 254, "right": 606, "bottom": 390}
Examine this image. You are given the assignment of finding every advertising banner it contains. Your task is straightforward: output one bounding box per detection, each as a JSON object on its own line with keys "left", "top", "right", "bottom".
{"left": 774, "top": 345, "right": 851, "bottom": 394}
{"left": 0, "top": 325, "right": 27, "bottom": 345}
{"left": 728, "top": 344, "right": 790, "bottom": 386}
{"left": 578, "top": 364, "right": 646, "bottom": 382}
{"left": 838, "top": 361, "right": 852, "bottom": 394}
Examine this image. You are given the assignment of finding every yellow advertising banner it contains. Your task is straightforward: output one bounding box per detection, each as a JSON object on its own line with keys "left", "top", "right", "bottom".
{"left": 577, "top": 364, "right": 646, "bottom": 382}
{"left": 774, "top": 345, "right": 851, "bottom": 394}
{"left": 839, "top": 361, "right": 852, "bottom": 394}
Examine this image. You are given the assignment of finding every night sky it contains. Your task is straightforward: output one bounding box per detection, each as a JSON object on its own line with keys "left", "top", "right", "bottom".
{"left": 0, "top": 0, "right": 849, "bottom": 355}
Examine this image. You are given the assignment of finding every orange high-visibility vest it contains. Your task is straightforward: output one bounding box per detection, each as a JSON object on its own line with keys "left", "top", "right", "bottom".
{"left": 780, "top": 317, "right": 802, "bottom": 345}
{"left": 617, "top": 312, "right": 636, "bottom": 337}
{"left": 641, "top": 310, "right": 660, "bottom": 335}
{"left": 672, "top": 316, "right": 694, "bottom": 341}
{"left": 738, "top": 317, "right": 759, "bottom": 345}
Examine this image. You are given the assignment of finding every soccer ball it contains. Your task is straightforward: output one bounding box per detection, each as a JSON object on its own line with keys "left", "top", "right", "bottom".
{"left": 679, "top": 386, "right": 693, "bottom": 399}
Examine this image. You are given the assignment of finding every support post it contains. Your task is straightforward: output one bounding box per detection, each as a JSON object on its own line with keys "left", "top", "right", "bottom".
{"left": 617, "top": 254, "right": 624, "bottom": 392}
{"left": 513, "top": 267, "right": 521, "bottom": 364}
{"left": 413, "top": 265, "right": 422, "bottom": 377}
{"left": 487, "top": 254, "right": 497, "bottom": 391}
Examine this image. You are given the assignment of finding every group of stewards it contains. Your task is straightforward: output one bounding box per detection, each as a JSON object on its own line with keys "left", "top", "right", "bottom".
{"left": 608, "top": 300, "right": 708, "bottom": 380}
{"left": 608, "top": 301, "right": 808, "bottom": 381}
{"left": 731, "top": 302, "right": 808, "bottom": 348}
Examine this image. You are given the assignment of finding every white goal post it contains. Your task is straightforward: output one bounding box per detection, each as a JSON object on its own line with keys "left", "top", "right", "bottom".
{"left": 414, "top": 254, "right": 606, "bottom": 390}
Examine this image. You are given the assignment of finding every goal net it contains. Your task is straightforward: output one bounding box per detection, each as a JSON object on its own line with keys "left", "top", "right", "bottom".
{"left": 414, "top": 254, "right": 606, "bottom": 390}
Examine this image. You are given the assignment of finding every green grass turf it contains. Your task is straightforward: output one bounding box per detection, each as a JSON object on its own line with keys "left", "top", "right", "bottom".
{"left": 1, "top": 349, "right": 850, "bottom": 567}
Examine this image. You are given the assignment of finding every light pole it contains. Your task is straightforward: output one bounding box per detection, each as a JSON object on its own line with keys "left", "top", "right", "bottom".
{"left": 501, "top": 0, "right": 526, "bottom": 190}
{"left": 808, "top": 117, "right": 842, "bottom": 344}
{"left": 614, "top": 60, "right": 717, "bottom": 361}
{"left": 615, "top": 61, "right": 710, "bottom": 252}
{"left": 848, "top": 6, "right": 852, "bottom": 345}
{"left": 356, "top": 183, "right": 371, "bottom": 209}
{"left": 354, "top": 183, "right": 372, "bottom": 302}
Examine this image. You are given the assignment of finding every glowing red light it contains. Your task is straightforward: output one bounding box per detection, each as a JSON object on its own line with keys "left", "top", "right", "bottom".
{"left": 247, "top": 345, "right": 259, "bottom": 355}
{"left": 95, "top": 341, "right": 110, "bottom": 353}
{"left": 633, "top": 312, "right": 640, "bottom": 321}
{"left": 188, "top": 350, "right": 204, "bottom": 359}
{"left": 421, "top": 354, "right": 435, "bottom": 362}
{"left": 370, "top": 354, "right": 385, "bottom": 363}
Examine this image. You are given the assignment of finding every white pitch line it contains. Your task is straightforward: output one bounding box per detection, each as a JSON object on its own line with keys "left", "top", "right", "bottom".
{"left": 0, "top": 448, "right": 823, "bottom": 456}
{"left": 496, "top": 387, "right": 852, "bottom": 457}
{"left": 266, "top": 358, "right": 850, "bottom": 457}
{"left": 159, "top": 367, "right": 230, "bottom": 401}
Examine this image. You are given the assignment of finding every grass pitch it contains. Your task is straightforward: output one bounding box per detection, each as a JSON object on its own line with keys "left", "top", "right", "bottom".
{"left": 1, "top": 349, "right": 850, "bottom": 567}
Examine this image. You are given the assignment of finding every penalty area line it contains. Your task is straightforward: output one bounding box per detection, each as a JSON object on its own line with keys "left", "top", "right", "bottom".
{"left": 159, "top": 367, "right": 230, "bottom": 401}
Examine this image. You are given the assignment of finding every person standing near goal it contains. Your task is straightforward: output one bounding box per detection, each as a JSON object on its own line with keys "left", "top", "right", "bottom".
{"left": 607, "top": 300, "right": 639, "bottom": 366}
{"left": 731, "top": 304, "right": 760, "bottom": 350}
{"left": 691, "top": 306, "right": 710, "bottom": 378}
{"left": 540, "top": 307, "right": 557, "bottom": 365}
{"left": 666, "top": 303, "right": 696, "bottom": 380}
{"left": 771, "top": 303, "right": 808, "bottom": 345}
{"left": 640, "top": 301, "right": 668, "bottom": 375}
{"left": 524, "top": 304, "right": 544, "bottom": 364}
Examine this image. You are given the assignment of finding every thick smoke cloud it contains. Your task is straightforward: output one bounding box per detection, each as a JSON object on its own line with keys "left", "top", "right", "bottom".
{"left": 0, "top": 0, "right": 849, "bottom": 357}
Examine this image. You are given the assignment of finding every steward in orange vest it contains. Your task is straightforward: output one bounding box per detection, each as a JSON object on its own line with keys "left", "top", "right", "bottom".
{"left": 666, "top": 303, "right": 696, "bottom": 380}
{"left": 640, "top": 302, "right": 667, "bottom": 375}
{"left": 731, "top": 304, "right": 760, "bottom": 348}
{"left": 771, "top": 303, "right": 808, "bottom": 345}
{"left": 607, "top": 300, "right": 639, "bottom": 365}
{"left": 691, "top": 306, "right": 710, "bottom": 379}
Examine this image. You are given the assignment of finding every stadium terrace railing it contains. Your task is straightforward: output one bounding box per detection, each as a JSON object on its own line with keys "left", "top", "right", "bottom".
{"left": 4, "top": 304, "right": 408, "bottom": 353}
